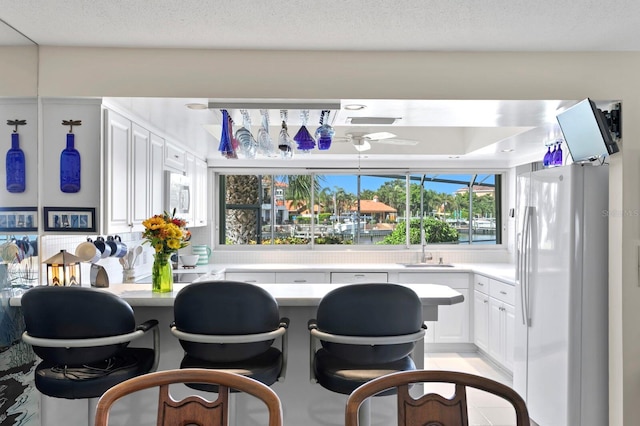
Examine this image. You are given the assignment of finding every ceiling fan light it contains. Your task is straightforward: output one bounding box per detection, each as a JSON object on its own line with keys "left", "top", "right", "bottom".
{"left": 344, "top": 104, "right": 367, "bottom": 111}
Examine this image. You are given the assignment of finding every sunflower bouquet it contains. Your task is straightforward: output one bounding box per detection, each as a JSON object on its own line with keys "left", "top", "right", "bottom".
{"left": 142, "top": 209, "right": 191, "bottom": 255}
{"left": 142, "top": 209, "right": 190, "bottom": 293}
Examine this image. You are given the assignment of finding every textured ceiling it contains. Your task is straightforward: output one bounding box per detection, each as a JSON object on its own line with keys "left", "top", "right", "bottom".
{"left": 1, "top": 0, "right": 638, "bottom": 50}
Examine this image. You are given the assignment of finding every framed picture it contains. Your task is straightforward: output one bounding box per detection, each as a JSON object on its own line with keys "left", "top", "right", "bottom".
{"left": 43, "top": 207, "right": 96, "bottom": 232}
{"left": 0, "top": 207, "right": 38, "bottom": 232}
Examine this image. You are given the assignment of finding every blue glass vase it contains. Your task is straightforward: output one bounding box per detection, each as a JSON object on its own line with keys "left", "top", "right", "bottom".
{"left": 6, "top": 133, "right": 25, "bottom": 193}
{"left": 293, "top": 125, "right": 315, "bottom": 152}
{"left": 553, "top": 141, "right": 563, "bottom": 166}
{"left": 60, "top": 133, "right": 81, "bottom": 193}
{"left": 542, "top": 145, "right": 552, "bottom": 167}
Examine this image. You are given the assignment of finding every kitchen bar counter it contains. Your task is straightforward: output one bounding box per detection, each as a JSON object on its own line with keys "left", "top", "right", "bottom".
{"left": 9, "top": 281, "right": 463, "bottom": 426}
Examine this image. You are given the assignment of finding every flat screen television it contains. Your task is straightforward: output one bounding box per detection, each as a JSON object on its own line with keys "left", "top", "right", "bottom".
{"left": 556, "top": 98, "right": 620, "bottom": 163}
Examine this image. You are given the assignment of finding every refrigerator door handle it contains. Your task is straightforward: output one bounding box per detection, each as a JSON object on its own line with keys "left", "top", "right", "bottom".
{"left": 522, "top": 206, "right": 532, "bottom": 326}
{"left": 518, "top": 206, "right": 532, "bottom": 326}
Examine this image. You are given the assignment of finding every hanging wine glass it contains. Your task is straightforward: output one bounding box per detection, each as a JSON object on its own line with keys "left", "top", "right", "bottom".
{"left": 278, "top": 110, "right": 294, "bottom": 159}
{"left": 257, "top": 109, "right": 277, "bottom": 157}
{"left": 293, "top": 109, "right": 315, "bottom": 153}
{"left": 234, "top": 109, "right": 257, "bottom": 159}
{"left": 218, "top": 110, "right": 236, "bottom": 158}
{"left": 315, "top": 110, "right": 335, "bottom": 150}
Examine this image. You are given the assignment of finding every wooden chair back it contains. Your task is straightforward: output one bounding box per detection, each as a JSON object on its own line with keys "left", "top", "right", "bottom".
{"left": 345, "top": 370, "right": 530, "bottom": 426}
{"left": 94, "top": 368, "right": 283, "bottom": 426}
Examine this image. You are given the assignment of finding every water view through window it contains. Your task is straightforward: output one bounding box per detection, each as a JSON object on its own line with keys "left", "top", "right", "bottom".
{"left": 219, "top": 172, "right": 501, "bottom": 246}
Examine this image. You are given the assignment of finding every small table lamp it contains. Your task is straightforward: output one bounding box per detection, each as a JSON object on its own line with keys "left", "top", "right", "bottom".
{"left": 43, "top": 250, "right": 82, "bottom": 286}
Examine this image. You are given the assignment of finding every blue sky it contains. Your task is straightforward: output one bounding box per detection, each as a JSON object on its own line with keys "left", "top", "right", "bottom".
{"left": 319, "top": 174, "right": 494, "bottom": 195}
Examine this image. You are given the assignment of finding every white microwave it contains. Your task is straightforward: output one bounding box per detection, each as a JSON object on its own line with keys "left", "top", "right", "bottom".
{"left": 165, "top": 171, "right": 190, "bottom": 215}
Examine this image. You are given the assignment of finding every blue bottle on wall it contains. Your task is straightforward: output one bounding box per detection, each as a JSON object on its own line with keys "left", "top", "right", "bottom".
{"left": 60, "top": 133, "right": 81, "bottom": 193}
{"left": 6, "top": 132, "right": 25, "bottom": 193}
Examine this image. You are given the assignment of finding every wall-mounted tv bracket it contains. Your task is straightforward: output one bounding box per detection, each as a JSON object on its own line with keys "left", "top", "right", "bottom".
{"left": 602, "top": 103, "right": 621, "bottom": 140}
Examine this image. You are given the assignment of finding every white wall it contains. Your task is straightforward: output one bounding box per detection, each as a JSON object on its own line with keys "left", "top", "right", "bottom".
{"left": 33, "top": 47, "right": 640, "bottom": 425}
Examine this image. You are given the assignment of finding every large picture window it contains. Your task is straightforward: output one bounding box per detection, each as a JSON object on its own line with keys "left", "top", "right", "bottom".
{"left": 218, "top": 171, "right": 502, "bottom": 247}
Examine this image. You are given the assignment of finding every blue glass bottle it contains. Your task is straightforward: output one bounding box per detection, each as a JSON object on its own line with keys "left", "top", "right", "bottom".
{"left": 6, "top": 132, "right": 26, "bottom": 193}
{"left": 60, "top": 133, "right": 81, "bottom": 193}
{"left": 542, "top": 145, "right": 552, "bottom": 168}
{"left": 553, "top": 140, "right": 563, "bottom": 166}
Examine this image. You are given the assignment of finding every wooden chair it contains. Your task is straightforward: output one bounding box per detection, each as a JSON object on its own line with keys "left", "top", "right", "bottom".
{"left": 345, "top": 370, "right": 530, "bottom": 426}
{"left": 94, "top": 368, "right": 283, "bottom": 426}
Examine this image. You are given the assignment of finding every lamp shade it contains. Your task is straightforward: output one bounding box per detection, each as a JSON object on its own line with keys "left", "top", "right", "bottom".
{"left": 43, "top": 250, "right": 82, "bottom": 286}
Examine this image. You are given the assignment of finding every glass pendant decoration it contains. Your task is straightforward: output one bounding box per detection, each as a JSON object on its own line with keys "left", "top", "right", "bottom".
{"left": 234, "top": 109, "right": 257, "bottom": 159}
{"left": 543, "top": 144, "right": 552, "bottom": 167}
{"left": 60, "top": 120, "right": 81, "bottom": 193}
{"left": 315, "top": 110, "right": 335, "bottom": 150}
{"left": 5, "top": 119, "right": 26, "bottom": 193}
{"left": 553, "top": 140, "right": 563, "bottom": 166}
{"left": 257, "top": 109, "right": 277, "bottom": 157}
{"left": 278, "top": 110, "right": 294, "bottom": 159}
{"left": 293, "top": 110, "right": 315, "bottom": 153}
{"left": 218, "top": 110, "right": 236, "bottom": 159}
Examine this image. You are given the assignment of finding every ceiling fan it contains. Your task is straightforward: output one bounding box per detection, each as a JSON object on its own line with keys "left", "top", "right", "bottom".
{"left": 333, "top": 132, "right": 419, "bottom": 152}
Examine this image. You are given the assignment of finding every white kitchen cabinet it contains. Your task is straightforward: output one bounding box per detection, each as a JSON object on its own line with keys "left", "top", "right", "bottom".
{"left": 473, "top": 274, "right": 515, "bottom": 372}
{"left": 397, "top": 272, "right": 470, "bottom": 344}
{"left": 192, "top": 157, "right": 208, "bottom": 227}
{"left": 275, "top": 272, "right": 327, "bottom": 283}
{"left": 149, "top": 133, "right": 165, "bottom": 215}
{"left": 330, "top": 272, "right": 388, "bottom": 283}
{"left": 164, "top": 142, "right": 185, "bottom": 172}
{"left": 225, "top": 272, "right": 276, "bottom": 283}
{"left": 103, "top": 108, "right": 155, "bottom": 234}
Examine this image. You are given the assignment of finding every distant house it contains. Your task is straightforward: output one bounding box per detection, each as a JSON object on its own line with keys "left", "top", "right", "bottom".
{"left": 455, "top": 185, "right": 495, "bottom": 197}
{"left": 350, "top": 196, "right": 397, "bottom": 223}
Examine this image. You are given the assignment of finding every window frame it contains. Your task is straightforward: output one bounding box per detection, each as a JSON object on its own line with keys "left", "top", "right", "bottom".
{"left": 214, "top": 167, "right": 507, "bottom": 251}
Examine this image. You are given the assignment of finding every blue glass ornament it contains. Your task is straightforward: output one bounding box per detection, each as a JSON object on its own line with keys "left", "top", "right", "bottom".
{"left": 294, "top": 125, "right": 315, "bottom": 152}
{"left": 218, "top": 110, "right": 236, "bottom": 159}
{"left": 6, "top": 132, "right": 25, "bottom": 193}
{"left": 315, "top": 110, "right": 335, "bottom": 150}
{"left": 60, "top": 133, "right": 81, "bottom": 193}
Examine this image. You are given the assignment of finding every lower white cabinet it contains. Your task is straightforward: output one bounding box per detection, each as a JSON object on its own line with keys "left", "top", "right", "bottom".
{"left": 473, "top": 274, "right": 515, "bottom": 371}
{"left": 225, "top": 272, "right": 275, "bottom": 283}
{"left": 276, "top": 272, "right": 327, "bottom": 283}
{"left": 398, "top": 272, "right": 470, "bottom": 344}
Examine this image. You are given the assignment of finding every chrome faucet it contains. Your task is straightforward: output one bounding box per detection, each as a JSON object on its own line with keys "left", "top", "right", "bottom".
{"left": 421, "top": 229, "right": 433, "bottom": 263}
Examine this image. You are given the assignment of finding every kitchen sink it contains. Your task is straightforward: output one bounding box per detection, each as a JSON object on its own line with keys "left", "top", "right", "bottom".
{"left": 398, "top": 263, "right": 455, "bottom": 268}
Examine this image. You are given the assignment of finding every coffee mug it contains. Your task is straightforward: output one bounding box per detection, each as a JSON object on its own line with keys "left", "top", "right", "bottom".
{"left": 94, "top": 237, "right": 112, "bottom": 259}
{"left": 191, "top": 245, "right": 212, "bottom": 266}
{"left": 107, "top": 235, "right": 127, "bottom": 258}
{"left": 76, "top": 238, "right": 101, "bottom": 263}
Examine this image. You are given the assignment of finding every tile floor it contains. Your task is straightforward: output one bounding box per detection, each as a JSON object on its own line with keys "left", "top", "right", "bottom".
{"left": 423, "top": 352, "right": 534, "bottom": 426}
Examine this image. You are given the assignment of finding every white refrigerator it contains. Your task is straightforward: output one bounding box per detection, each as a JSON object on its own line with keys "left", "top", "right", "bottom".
{"left": 514, "top": 164, "right": 608, "bottom": 426}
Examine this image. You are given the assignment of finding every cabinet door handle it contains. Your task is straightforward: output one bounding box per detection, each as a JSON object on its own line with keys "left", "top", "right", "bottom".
{"left": 477, "top": 282, "right": 484, "bottom": 286}
{"left": 293, "top": 279, "right": 307, "bottom": 283}
{"left": 354, "top": 274, "right": 365, "bottom": 278}
{"left": 483, "top": 299, "right": 488, "bottom": 303}
{"left": 245, "top": 280, "right": 257, "bottom": 283}
{"left": 500, "top": 291, "right": 507, "bottom": 295}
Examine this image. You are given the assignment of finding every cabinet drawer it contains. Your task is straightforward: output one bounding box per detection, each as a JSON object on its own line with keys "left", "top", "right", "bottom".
{"left": 330, "top": 272, "right": 388, "bottom": 283}
{"left": 490, "top": 279, "right": 515, "bottom": 305}
{"left": 474, "top": 274, "right": 490, "bottom": 294}
{"left": 164, "top": 143, "right": 185, "bottom": 171}
{"left": 275, "top": 272, "right": 326, "bottom": 283}
{"left": 398, "top": 272, "right": 469, "bottom": 289}
{"left": 225, "top": 272, "right": 275, "bottom": 284}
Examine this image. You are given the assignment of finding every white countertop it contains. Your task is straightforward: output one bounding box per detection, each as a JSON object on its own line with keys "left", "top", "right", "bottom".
{"left": 8, "top": 282, "right": 465, "bottom": 308}
{"left": 207, "top": 262, "right": 516, "bottom": 284}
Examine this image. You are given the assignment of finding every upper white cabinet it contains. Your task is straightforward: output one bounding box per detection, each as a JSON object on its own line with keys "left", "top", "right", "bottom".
{"left": 193, "top": 157, "right": 208, "bottom": 227}
{"left": 149, "top": 133, "right": 165, "bottom": 215}
{"left": 104, "top": 108, "right": 161, "bottom": 234}
{"left": 164, "top": 142, "right": 185, "bottom": 172}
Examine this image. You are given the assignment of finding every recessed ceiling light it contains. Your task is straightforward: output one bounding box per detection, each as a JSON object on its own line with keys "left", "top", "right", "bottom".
{"left": 344, "top": 104, "right": 366, "bottom": 111}
{"left": 448, "top": 156, "right": 460, "bottom": 159}
{"left": 186, "top": 103, "right": 208, "bottom": 110}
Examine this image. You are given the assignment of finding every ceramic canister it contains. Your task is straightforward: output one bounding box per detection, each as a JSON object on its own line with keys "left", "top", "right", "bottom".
{"left": 191, "top": 245, "right": 212, "bottom": 266}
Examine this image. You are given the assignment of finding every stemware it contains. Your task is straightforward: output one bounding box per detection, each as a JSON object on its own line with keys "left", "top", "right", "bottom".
{"left": 315, "top": 110, "right": 335, "bottom": 150}
{"left": 293, "top": 109, "right": 315, "bottom": 153}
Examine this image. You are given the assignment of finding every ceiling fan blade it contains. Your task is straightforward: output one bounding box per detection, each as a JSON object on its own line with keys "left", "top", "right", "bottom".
{"left": 374, "top": 138, "right": 419, "bottom": 146}
{"left": 363, "top": 131, "right": 396, "bottom": 140}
